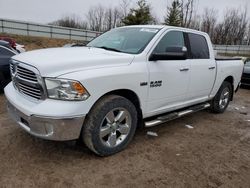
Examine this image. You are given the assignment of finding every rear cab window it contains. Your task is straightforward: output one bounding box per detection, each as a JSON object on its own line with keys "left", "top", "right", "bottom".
{"left": 187, "top": 33, "right": 210, "bottom": 59}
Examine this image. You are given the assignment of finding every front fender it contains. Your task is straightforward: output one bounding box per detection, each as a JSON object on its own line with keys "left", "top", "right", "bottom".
{"left": 59, "top": 63, "right": 148, "bottom": 115}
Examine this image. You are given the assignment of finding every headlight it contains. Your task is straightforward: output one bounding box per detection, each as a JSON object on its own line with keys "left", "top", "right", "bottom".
{"left": 45, "top": 78, "right": 90, "bottom": 101}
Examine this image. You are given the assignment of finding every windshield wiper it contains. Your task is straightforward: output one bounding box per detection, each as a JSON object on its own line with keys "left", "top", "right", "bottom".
{"left": 96, "top": 46, "right": 122, "bottom": 53}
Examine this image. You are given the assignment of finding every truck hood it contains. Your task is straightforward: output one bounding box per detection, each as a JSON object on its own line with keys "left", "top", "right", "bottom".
{"left": 12, "top": 47, "right": 135, "bottom": 77}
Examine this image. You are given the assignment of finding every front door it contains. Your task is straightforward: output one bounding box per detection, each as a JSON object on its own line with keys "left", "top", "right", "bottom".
{"left": 146, "top": 30, "right": 191, "bottom": 116}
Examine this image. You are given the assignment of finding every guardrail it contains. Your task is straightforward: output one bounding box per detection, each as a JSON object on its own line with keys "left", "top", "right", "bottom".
{"left": 0, "top": 19, "right": 249, "bottom": 54}
{"left": 214, "top": 45, "right": 250, "bottom": 56}
{"left": 0, "top": 18, "right": 102, "bottom": 41}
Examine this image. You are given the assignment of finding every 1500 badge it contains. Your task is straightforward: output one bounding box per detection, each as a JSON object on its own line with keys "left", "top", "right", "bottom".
{"left": 150, "top": 80, "right": 162, "bottom": 88}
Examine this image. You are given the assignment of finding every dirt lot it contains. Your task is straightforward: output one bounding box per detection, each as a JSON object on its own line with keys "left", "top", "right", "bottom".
{"left": 0, "top": 89, "right": 250, "bottom": 188}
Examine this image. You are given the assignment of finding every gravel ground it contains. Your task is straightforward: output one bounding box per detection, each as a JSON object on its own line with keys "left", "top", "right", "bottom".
{"left": 0, "top": 89, "right": 250, "bottom": 188}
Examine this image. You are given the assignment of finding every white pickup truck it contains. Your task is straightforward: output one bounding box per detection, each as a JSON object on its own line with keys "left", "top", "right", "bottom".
{"left": 5, "top": 25, "right": 243, "bottom": 156}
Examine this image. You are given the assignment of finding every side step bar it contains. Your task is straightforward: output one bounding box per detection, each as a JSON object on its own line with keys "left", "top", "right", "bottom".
{"left": 145, "top": 103, "right": 210, "bottom": 127}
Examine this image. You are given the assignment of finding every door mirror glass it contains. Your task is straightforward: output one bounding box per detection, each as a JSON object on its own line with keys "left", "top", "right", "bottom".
{"left": 166, "top": 46, "right": 187, "bottom": 53}
{"left": 149, "top": 46, "right": 187, "bottom": 61}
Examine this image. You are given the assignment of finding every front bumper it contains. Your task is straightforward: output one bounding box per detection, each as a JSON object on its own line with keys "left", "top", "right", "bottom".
{"left": 7, "top": 100, "right": 85, "bottom": 141}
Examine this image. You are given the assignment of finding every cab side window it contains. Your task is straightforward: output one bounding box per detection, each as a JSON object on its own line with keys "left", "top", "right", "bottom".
{"left": 188, "top": 33, "right": 209, "bottom": 59}
{"left": 153, "top": 31, "right": 184, "bottom": 53}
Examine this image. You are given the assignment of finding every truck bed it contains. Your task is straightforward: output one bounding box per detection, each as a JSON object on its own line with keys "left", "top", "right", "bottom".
{"left": 215, "top": 56, "right": 242, "bottom": 61}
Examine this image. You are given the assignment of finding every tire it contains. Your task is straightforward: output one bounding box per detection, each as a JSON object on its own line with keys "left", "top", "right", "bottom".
{"left": 210, "top": 81, "right": 232, "bottom": 113}
{"left": 82, "top": 95, "right": 138, "bottom": 156}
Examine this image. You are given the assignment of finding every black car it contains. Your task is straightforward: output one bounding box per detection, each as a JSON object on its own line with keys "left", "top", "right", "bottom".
{"left": 0, "top": 40, "right": 18, "bottom": 91}
{"left": 241, "top": 58, "right": 250, "bottom": 86}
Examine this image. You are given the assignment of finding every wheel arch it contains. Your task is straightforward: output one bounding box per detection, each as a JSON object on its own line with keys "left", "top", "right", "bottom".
{"left": 223, "top": 76, "right": 234, "bottom": 101}
{"left": 88, "top": 89, "right": 143, "bottom": 128}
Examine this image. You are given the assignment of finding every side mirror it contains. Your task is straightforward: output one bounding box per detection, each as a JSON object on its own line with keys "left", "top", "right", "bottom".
{"left": 149, "top": 46, "right": 188, "bottom": 61}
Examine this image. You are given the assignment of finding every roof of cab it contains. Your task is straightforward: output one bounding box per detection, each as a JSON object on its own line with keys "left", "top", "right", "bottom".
{"left": 121, "top": 25, "right": 165, "bottom": 29}
{"left": 121, "top": 25, "right": 208, "bottom": 36}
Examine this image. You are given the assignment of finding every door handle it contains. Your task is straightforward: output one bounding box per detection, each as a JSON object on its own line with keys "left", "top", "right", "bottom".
{"left": 208, "top": 66, "right": 215, "bottom": 70}
{"left": 180, "top": 68, "right": 189, "bottom": 72}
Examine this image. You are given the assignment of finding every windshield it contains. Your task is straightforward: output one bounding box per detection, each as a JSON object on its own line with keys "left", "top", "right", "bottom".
{"left": 87, "top": 27, "right": 160, "bottom": 54}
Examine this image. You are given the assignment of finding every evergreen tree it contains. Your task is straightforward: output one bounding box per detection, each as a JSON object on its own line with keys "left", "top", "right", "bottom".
{"left": 164, "top": 0, "right": 182, "bottom": 26}
{"left": 122, "top": 0, "right": 154, "bottom": 25}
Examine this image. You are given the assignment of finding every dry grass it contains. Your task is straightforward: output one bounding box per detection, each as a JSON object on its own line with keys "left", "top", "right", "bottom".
{"left": 0, "top": 33, "right": 79, "bottom": 51}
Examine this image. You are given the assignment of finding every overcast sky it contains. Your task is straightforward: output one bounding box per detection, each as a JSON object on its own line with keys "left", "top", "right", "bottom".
{"left": 0, "top": 0, "right": 249, "bottom": 24}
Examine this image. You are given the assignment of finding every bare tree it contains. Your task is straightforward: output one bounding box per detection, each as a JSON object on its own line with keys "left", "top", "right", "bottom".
{"left": 212, "top": 23, "right": 223, "bottom": 44}
{"left": 50, "top": 14, "right": 88, "bottom": 29}
{"left": 180, "top": 0, "right": 195, "bottom": 28}
{"left": 236, "top": 7, "right": 248, "bottom": 45}
{"left": 119, "top": 0, "right": 131, "bottom": 18}
{"left": 216, "top": 8, "right": 248, "bottom": 45}
{"left": 201, "top": 8, "right": 217, "bottom": 42}
{"left": 51, "top": 0, "right": 250, "bottom": 45}
{"left": 247, "top": 24, "right": 250, "bottom": 45}
{"left": 189, "top": 14, "right": 201, "bottom": 30}
{"left": 104, "top": 7, "right": 121, "bottom": 30}
{"left": 85, "top": 4, "right": 123, "bottom": 32}
{"left": 86, "top": 5, "right": 106, "bottom": 32}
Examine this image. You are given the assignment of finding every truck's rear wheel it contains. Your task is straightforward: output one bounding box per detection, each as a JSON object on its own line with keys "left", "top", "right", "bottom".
{"left": 82, "top": 95, "right": 137, "bottom": 156}
{"left": 210, "top": 81, "right": 232, "bottom": 113}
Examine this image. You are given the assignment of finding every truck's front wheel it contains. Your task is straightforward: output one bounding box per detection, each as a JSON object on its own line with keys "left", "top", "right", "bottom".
{"left": 210, "top": 81, "right": 232, "bottom": 113}
{"left": 82, "top": 95, "right": 137, "bottom": 156}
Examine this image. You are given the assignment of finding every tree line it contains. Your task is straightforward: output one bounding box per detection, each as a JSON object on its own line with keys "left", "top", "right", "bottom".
{"left": 50, "top": 0, "right": 250, "bottom": 45}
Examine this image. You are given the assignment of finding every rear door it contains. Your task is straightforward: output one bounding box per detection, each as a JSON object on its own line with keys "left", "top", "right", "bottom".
{"left": 185, "top": 33, "right": 216, "bottom": 100}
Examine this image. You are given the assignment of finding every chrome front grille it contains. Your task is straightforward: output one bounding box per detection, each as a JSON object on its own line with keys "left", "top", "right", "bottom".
{"left": 10, "top": 61, "right": 44, "bottom": 100}
{"left": 18, "top": 82, "right": 42, "bottom": 99}
{"left": 10, "top": 63, "right": 14, "bottom": 73}
{"left": 16, "top": 66, "right": 38, "bottom": 82}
